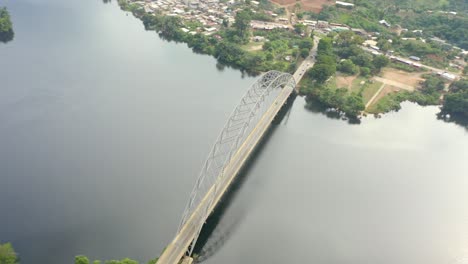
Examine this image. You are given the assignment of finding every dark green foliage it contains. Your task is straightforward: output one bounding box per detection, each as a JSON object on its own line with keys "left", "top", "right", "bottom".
{"left": 338, "top": 59, "right": 358, "bottom": 75}
{"left": 0, "top": 243, "right": 19, "bottom": 264}
{"left": 422, "top": 75, "right": 445, "bottom": 95}
{"left": 0, "top": 7, "right": 14, "bottom": 43}
{"left": 442, "top": 80, "right": 468, "bottom": 118}
{"left": 294, "top": 24, "right": 306, "bottom": 35}
{"left": 309, "top": 63, "right": 336, "bottom": 83}
{"left": 233, "top": 10, "right": 251, "bottom": 43}
{"left": 372, "top": 55, "right": 390, "bottom": 72}
{"left": 302, "top": 36, "right": 364, "bottom": 117}
{"left": 75, "top": 256, "right": 90, "bottom": 264}
{"left": 350, "top": 53, "right": 373, "bottom": 68}
{"left": 360, "top": 67, "right": 371, "bottom": 76}
{"left": 309, "top": 38, "right": 336, "bottom": 83}
{"left": 300, "top": 48, "right": 309, "bottom": 58}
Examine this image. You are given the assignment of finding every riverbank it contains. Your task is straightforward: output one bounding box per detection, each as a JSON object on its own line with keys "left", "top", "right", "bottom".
{"left": 116, "top": 0, "right": 314, "bottom": 76}
{"left": 0, "top": 7, "right": 14, "bottom": 43}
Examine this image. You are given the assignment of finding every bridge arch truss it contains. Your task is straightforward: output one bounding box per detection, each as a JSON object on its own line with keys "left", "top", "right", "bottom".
{"left": 177, "top": 70, "right": 296, "bottom": 257}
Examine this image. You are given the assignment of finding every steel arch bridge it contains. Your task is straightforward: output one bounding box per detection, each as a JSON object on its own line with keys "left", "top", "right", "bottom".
{"left": 158, "top": 70, "right": 296, "bottom": 264}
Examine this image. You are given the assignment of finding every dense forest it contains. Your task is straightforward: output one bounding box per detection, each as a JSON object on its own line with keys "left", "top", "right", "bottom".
{"left": 0, "top": 7, "right": 14, "bottom": 43}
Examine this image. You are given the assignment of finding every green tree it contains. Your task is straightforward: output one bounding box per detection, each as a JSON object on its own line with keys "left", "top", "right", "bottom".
{"left": 75, "top": 255, "right": 90, "bottom": 264}
{"left": 350, "top": 53, "right": 373, "bottom": 67}
{"left": 442, "top": 91, "right": 468, "bottom": 118}
{"left": 309, "top": 63, "right": 336, "bottom": 83}
{"left": 0, "top": 243, "right": 19, "bottom": 264}
{"left": 377, "top": 39, "right": 392, "bottom": 52}
{"left": 300, "top": 48, "right": 309, "bottom": 58}
{"left": 299, "top": 38, "right": 313, "bottom": 50}
{"left": 372, "top": 55, "right": 390, "bottom": 71}
{"left": 233, "top": 10, "right": 251, "bottom": 43}
{"left": 360, "top": 67, "right": 371, "bottom": 76}
{"left": 338, "top": 59, "right": 358, "bottom": 75}
{"left": 294, "top": 24, "right": 306, "bottom": 35}
{"left": 0, "top": 7, "right": 14, "bottom": 43}
{"left": 343, "top": 92, "right": 365, "bottom": 116}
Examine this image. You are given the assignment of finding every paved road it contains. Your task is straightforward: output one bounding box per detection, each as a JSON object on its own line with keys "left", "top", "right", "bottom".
{"left": 293, "top": 36, "right": 320, "bottom": 89}
{"left": 157, "top": 38, "right": 320, "bottom": 264}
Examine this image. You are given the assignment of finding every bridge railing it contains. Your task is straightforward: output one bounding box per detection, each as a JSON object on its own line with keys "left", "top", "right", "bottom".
{"left": 175, "top": 70, "right": 296, "bottom": 257}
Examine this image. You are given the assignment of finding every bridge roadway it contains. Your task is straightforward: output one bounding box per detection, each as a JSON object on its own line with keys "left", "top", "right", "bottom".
{"left": 158, "top": 89, "right": 294, "bottom": 264}
{"left": 158, "top": 39, "right": 319, "bottom": 264}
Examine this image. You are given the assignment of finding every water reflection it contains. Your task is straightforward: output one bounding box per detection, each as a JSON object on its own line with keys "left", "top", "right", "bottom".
{"left": 0, "top": 29, "right": 14, "bottom": 43}
{"left": 304, "top": 96, "right": 361, "bottom": 125}
{"left": 437, "top": 113, "right": 468, "bottom": 132}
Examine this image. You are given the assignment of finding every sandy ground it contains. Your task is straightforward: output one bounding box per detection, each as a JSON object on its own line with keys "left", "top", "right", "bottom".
{"left": 271, "top": 0, "right": 333, "bottom": 12}
{"left": 245, "top": 43, "right": 263, "bottom": 51}
{"left": 335, "top": 74, "right": 358, "bottom": 90}
{"left": 380, "top": 68, "right": 425, "bottom": 89}
{"left": 373, "top": 76, "right": 415, "bottom": 91}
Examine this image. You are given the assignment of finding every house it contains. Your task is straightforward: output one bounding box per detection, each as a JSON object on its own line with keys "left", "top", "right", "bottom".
{"left": 253, "top": 36, "right": 265, "bottom": 42}
{"left": 441, "top": 72, "right": 457, "bottom": 81}
{"left": 335, "top": 1, "right": 354, "bottom": 8}
{"left": 351, "top": 28, "right": 367, "bottom": 36}
{"left": 379, "top": 20, "right": 391, "bottom": 27}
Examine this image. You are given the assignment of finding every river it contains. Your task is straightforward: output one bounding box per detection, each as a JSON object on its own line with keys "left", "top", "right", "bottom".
{"left": 0, "top": 1, "right": 467, "bottom": 264}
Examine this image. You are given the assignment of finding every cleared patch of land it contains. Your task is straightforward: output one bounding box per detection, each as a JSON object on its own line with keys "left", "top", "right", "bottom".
{"left": 335, "top": 74, "right": 357, "bottom": 90}
{"left": 242, "top": 42, "right": 263, "bottom": 52}
{"left": 366, "top": 85, "right": 401, "bottom": 113}
{"left": 362, "top": 81, "right": 384, "bottom": 105}
{"left": 331, "top": 74, "right": 384, "bottom": 105}
{"left": 270, "top": 0, "right": 333, "bottom": 12}
{"left": 379, "top": 68, "right": 425, "bottom": 90}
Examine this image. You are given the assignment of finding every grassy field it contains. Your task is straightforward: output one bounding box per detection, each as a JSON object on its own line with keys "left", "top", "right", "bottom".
{"left": 241, "top": 42, "right": 264, "bottom": 52}
{"left": 361, "top": 81, "right": 383, "bottom": 104}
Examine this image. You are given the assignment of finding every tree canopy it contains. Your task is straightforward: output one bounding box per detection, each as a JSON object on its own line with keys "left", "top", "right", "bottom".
{"left": 0, "top": 7, "right": 14, "bottom": 43}
{"left": 442, "top": 80, "right": 468, "bottom": 118}
{"left": 0, "top": 243, "right": 19, "bottom": 264}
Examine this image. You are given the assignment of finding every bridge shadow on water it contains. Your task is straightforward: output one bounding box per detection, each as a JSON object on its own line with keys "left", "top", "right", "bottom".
{"left": 191, "top": 92, "right": 297, "bottom": 263}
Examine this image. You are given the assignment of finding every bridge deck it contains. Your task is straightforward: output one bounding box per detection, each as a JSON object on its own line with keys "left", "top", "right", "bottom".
{"left": 157, "top": 85, "right": 295, "bottom": 264}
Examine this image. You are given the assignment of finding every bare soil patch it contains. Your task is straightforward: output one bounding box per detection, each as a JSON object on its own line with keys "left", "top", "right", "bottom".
{"left": 271, "top": 0, "right": 333, "bottom": 12}
{"left": 335, "top": 74, "right": 358, "bottom": 90}
{"left": 381, "top": 68, "right": 425, "bottom": 88}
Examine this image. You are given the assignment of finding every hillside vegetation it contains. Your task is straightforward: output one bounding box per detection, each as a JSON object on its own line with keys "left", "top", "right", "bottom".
{"left": 309, "top": 0, "right": 467, "bottom": 48}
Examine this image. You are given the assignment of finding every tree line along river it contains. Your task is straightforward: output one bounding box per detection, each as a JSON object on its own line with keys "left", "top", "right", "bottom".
{"left": 0, "top": 0, "right": 467, "bottom": 264}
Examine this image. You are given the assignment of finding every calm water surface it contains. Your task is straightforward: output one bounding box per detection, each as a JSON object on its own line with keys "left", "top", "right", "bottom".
{"left": 0, "top": 1, "right": 467, "bottom": 264}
